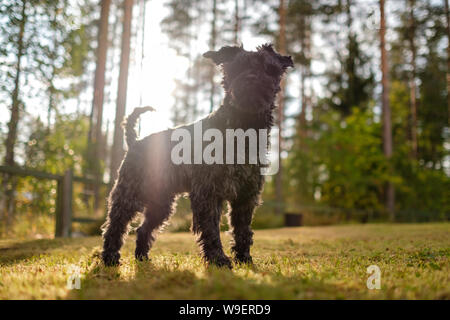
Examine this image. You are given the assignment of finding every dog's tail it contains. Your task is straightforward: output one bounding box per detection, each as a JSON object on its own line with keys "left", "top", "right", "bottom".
{"left": 122, "top": 106, "right": 155, "bottom": 147}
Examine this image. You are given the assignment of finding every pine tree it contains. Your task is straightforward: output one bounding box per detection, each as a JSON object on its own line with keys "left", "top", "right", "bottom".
{"left": 274, "top": 0, "right": 287, "bottom": 215}
{"left": 379, "top": 0, "right": 395, "bottom": 218}
{"left": 445, "top": 0, "right": 450, "bottom": 125}
{"left": 89, "top": 0, "right": 111, "bottom": 207}
{"left": 1, "top": 0, "right": 28, "bottom": 222}
{"left": 110, "top": 0, "right": 134, "bottom": 184}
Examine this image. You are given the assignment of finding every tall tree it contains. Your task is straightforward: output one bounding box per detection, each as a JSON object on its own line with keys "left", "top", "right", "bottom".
{"left": 234, "top": 0, "right": 240, "bottom": 44}
{"left": 445, "top": 0, "right": 450, "bottom": 125}
{"left": 407, "top": 0, "right": 418, "bottom": 158}
{"left": 274, "top": 0, "right": 287, "bottom": 215}
{"left": 2, "top": 0, "right": 28, "bottom": 222}
{"left": 110, "top": 0, "right": 134, "bottom": 184}
{"left": 91, "top": 0, "right": 111, "bottom": 165}
{"left": 41, "top": 0, "right": 64, "bottom": 129}
{"left": 4, "top": 0, "right": 27, "bottom": 168}
{"left": 208, "top": 0, "right": 218, "bottom": 113}
{"left": 417, "top": 1, "right": 448, "bottom": 168}
{"left": 299, "top": 1, "right": 312, "bottom": 138}
{"left": 89, "top": 0, "right": 111, "bottom": 207}
{"left": 379, "top": 0, "right": 395, "bottom": 218}
{"left": 321, "top": 0, "right": 375, "bottom": 117}
{"left": 286, "top": 0, "right": 313, "bottom": 139}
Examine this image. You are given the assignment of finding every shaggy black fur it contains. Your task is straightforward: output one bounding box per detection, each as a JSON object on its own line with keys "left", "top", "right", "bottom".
{"left": 101, "top": 44, "right": 293, "bottom": 268}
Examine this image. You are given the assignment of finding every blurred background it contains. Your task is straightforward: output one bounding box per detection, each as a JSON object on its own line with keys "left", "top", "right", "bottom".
{"left": 0, "top": 0, "right": 449, "bottom": 239}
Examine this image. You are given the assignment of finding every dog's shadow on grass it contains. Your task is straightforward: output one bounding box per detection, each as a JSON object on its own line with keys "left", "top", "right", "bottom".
{"left": 66, "top": 252, "right": 357, "bottom": 299}
{"left": 67, "top": 252, "right": 203, "bottom": 299}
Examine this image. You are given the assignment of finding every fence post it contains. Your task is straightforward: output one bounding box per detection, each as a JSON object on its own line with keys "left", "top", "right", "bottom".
{"left": 55, "top": 169, "right": 73, "bottom": 237}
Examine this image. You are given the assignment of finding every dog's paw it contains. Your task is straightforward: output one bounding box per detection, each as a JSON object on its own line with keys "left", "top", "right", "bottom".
{"left": 102, "top": 251, "right": 120, "bottom": 266}
{"left": 234, "top": 253, "right": 253, "bottom": 265}
{"left": 209, "top": 255, "right": 233, "bottom": 269}
{"left": 135, "top": 252, "right": 149, "bottom": 262}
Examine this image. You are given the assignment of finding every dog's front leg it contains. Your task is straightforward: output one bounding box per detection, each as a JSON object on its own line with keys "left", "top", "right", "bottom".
{"left": 190, "top": 192, "right": 232, "bottom": 268}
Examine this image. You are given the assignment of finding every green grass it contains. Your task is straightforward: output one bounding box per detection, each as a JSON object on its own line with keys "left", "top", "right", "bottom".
{"left": 0, "top": 223, "right": 449, "bottom": 299}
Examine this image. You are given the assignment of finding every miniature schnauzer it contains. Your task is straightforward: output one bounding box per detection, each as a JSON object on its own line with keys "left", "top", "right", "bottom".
{"left": 101, "top": 44, "right": 293, "bottom": 268}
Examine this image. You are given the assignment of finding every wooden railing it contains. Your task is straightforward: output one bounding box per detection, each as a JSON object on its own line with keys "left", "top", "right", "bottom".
{"left": 0, "top": 166, "right": 108, "bottom": 237}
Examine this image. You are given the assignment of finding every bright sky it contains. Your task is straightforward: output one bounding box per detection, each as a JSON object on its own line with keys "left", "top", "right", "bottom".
{"left": 124, "top": 0, "right": 184, "bottom": 136}
{"left": 121, "top": 0, "right": 272, "bottom": 138}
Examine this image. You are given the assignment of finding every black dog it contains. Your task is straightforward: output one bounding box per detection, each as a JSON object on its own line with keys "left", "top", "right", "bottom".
{"left": 101, "top": 44, "right": 293, "bottom": 268}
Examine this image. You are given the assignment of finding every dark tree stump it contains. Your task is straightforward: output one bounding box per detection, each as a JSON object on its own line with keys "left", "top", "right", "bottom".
{"left": 284, "top": 213, "right": 303, "bottom": 227}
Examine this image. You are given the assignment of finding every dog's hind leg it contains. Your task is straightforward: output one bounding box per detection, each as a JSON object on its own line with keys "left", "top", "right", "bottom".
{"left": 135, "top": 197, "right": 175, "bottom": 261}
{"left": 229, "top": 195, "right": 259, "bottom": 264}
{"left": 190, "top": 191, "right": 232, "bottom": 268}
{"left": 101, "top": 182, "right": 142, "bottom": 266}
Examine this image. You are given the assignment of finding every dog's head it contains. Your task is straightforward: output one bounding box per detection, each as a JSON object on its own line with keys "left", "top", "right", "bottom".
{"left": 203, "top": 44, "right": 294, "bottom": 114}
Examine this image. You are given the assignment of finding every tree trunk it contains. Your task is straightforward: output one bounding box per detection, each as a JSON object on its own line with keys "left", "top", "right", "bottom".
{"left": 2, "top": 0, "right": 27, "bottom": 223}
{"left": 209, "top": 0, "right": 217, "bottom": 113}
{"left": 298, "top": 8, "right": 311, "bottom": 142}
{"left": 299, "top": 66, "right": 306, "bottom": 137}
{"left": 46, "top": 0, "right": 66, "bottom": 131}
{"left": 379, "top": 0, "right": 395, "bottom": 219}
{"left": 275, "top": 0, "right": 286, "bottom": 215}
{"left": 346, "top": 0, "right": 356, "bottom": 115}
{"left": 90, "top": 0, "right": 111, "bottom": 208}
{"left": 110, "top": 0, "right": 134, "bottom": 185}
{"left": 234, "top": 0, "right": 240, "bottom": 44}
{"left": 4, "top": 2, "right": 27, "bottom": 167}
{"left": 47, "top": 6, "right": 57, "bottom": 131}
{"left": 408, "top": 0, "right": 418, "bottom": 158}
{"left": 138, "top": 0, "right": 146, "bottom": 108}
{"left": 444, "top": 0, "right": 450, "bottom": 125}
{"left": 93, "top": 0, "right": 111, "bottom": 163}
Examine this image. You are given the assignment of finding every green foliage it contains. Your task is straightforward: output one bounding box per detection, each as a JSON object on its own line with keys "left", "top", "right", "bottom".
{"left": 329, "top": 110, "right": 383, "bottom": 208}
{"left": 24, "top": 114, "right": 90, "bottom": 175}
{"left": 250, "top": 211, "right": 284, "bottom": 229}
{"left": 289, "top": 108, "right": 388, "bottom": 214}
{"left": 418, "top": 50, "right": 448, "bottom": 166}
{"left": 0, "top": 211, "right": 54, "bottom": 239}
{"left": 282, "top": 0, "right": 449, "bottom": 222}
{"left": 390, "top": 80, "right": 450, "bottom": 220}
{"left": 1, "top": 113, "right": 92, "bottom": 236}
{"left": 323, "top": 35, "right": 375, "bottom": 116}
{"left": 161, "top": 0, "right": 198, "bottom": 57}
{"left": 286, "top": 79, "right": 449, "bottom": 221}
{"left": 395, "top": 165, "right": 450, "bottom": 221}
{"left": 61, "top": 23, "right": 93, "bottom": 79}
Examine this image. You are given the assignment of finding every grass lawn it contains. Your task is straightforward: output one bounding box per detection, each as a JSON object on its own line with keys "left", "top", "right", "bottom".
{"left": 0, "top": 223, "right": 449, "bottom": 299}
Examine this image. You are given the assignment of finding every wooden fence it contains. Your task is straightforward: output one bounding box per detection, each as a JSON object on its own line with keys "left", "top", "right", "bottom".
{"left": 0, "top": 165, "right": 107, "bottom": 237}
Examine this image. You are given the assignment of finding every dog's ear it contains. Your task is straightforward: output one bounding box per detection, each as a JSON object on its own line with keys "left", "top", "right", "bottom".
{"left": 258, "top": 43, "right": 294, "bottom": 70}
{"left": 203, "top": 46, "right": 243, "bottom": 65}
{"left": 258, "top": 43, "right": 276, "bottom": 53}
